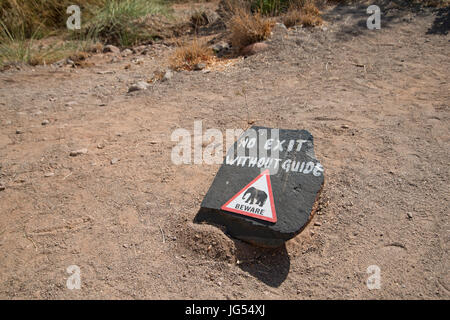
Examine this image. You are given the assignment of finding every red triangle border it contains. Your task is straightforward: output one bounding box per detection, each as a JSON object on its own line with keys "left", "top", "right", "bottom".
{"left": 221, "top": 169, "right": 277, "bottom": 223}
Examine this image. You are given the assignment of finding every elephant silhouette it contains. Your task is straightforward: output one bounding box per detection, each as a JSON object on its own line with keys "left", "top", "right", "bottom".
{"left": 242, "top": 187, "right": 267, "bottom": 207}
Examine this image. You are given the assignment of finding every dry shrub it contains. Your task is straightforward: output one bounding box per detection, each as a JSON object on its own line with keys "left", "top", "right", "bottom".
{"left": 169, "top": 39, "right": 214, "bottom": 71}
{"left": 218, "top": 0, "right": 252, "bottom": 20}
{"left": 190, "top": 10, "right": 209, "bottom": 28}
{"left": 283, "top": 1, "right": 323, "bottom": 28}
{"left": 228, "top": 8, "right": 275, "bottom": 51}
{"left": 283, "top": 8, "right": 303, "bottom": 27}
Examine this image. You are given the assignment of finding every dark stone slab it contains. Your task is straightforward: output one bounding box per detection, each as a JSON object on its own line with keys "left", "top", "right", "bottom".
{"left": 195, "top": 126, "right": 324, "bottom": 247}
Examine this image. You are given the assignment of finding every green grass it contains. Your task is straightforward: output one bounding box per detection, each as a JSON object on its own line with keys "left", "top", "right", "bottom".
{"left": 0, "top": 21, "right": 95, "bottom": 69}
{"left": 84, "top": 0, "right": 170, "bottom": 47}
{"left": 0, "top": 0, "right": 170, "bottom": 67}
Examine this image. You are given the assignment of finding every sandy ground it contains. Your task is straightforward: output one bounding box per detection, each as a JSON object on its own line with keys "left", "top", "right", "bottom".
{"left": 0, "top": 3, "right": 449, "bottom": 299}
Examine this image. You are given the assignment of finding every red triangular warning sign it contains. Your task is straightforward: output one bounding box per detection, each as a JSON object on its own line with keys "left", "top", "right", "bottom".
{"left": 221, "top": 170, "right": 277, "bottom": 223}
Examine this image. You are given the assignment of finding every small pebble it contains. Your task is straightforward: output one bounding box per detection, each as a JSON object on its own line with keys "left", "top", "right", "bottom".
{"left": 65, "top": 101, "right": 77, "bottom": 107}
{"left": 162, "top": 70, "right": 173, "bottom": 82}
{"left": 41, "top": 119, "right": 50, "bottom": 126}
{"left": 194, "top": 63, "right": 206, "bottom": 71}
{"left": 70, "top": 148, "right": 88, "bottom": 157}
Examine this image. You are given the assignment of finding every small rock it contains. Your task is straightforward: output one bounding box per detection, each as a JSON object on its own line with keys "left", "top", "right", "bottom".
{"left": 110, "top": 158, "right": 120, "bottom": 165}
{"left": 240, "top": 42, "right": 269, "bottom": 56}
{"left": 15, "top": 129, "right": 23, "bottom": 134}
{"left": 407, "top": 212, "right": 413, "bottom": 219}
{"left": 314, "top": 221, "right": 322, "bottom": 226}
{"left": 194, "top": 63, "right": 206, "bottom": 71}
{"left": 123, "top": 244, "right": 128, "bottom": 248}
{"left": 341, "top": 124, "right": 350, "bottom": 129}
{"left": 96, "top": 70, "right": 115, "bottom": 75}
{"left": 97, "top": 143, "right": 105, "bottom": 149}
{"left": 211, "top": 41, "right": 230, "bottom": 53}
{"left": 41, "top": 119, "right": 50, "bottom": 126}
{"left": 70, "top": 148, "right": 88, "bottom": 157}
{"left": 121, "top": 49, "right": 133, "bottom": 57}
{"left": 103, "top": 45, "right": 120, "bottom": 54}
{"left": 162, "top": 70, "right": 173, "bottom": 82}
{"left": 0, "top": 184, "right": 5, "bottom": 191}
{"left": 53, "top": 59, "right": 65, "bottom": 67}
{"left": 44, "top": 172, "right": 54, "bottom": 178}
{"left": 128, "top": 81, "right": 149, "bottom": 92}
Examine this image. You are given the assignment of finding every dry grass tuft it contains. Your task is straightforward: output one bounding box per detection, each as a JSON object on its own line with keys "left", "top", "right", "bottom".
{"left": 169, "top": 39, "right": 214, "bottom": 71}
{"left": 228, "top": 8, "right": 275, "bottom": 51}
{"left": 283, "top": 1, "right": 323, "bottom": 28}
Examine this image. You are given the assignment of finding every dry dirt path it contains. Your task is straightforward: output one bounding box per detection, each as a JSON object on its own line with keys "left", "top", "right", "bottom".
{"left": 0, "top": 5, "right": 448, "bottom": 299}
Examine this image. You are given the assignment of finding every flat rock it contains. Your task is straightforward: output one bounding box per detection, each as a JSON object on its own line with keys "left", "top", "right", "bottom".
{"left": 196, "top": 126, "right": 324, "bottom": 247}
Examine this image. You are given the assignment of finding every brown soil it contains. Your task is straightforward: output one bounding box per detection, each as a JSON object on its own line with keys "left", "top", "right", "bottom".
{"left": 0, "top": 2, "right": 449, "bottom": 299}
